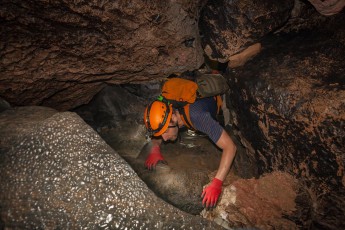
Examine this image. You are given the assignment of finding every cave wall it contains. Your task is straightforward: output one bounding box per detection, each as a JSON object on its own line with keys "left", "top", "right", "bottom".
{"left": 199, "top": 0, "right": 295, "bottom": 62}
{"left": 227, "top": 14, "right": 345, "bottom": 229}
{"left": 0, "top": 0, "right": 207, "bottom": 110}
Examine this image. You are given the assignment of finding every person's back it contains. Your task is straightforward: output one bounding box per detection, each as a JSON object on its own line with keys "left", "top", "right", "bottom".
{"left": 188, "top": 97, "right": 223, "bottom": 144}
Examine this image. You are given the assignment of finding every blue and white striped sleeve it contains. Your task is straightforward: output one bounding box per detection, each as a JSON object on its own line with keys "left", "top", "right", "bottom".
{"left": 190, "top": 111, "right": 223, "bottom": 144}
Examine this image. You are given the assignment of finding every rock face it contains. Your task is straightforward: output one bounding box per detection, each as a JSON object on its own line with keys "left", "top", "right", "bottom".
{"left": 72, "top": 84, "right": 157, "bottom": 159}
{"left": 199, "top": 0, "right": 295, "bottom": 62}
{"left": 73, "top": 84, "right": 153, "bottom": 130}
{"left": 227, "top": 15, "right": 345, "bottom": 229}
{"left": 202, "top": 171, "right": 301, "bottom": 229}
{"left": 0, "top": 0, "right": 206, "bottom": 110}
{"left": 0, "top": 97, "right": 11, "bottom": 113}
{"left": 0, "top": 107, "right": 223, "bottom": 229}
{"left": 308, "top": 0, "right": 345, "bottom": 16}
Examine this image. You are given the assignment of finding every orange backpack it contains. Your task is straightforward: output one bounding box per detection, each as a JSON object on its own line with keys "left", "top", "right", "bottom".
{"left": 161, "top": 78, "right": 198, "bottom": 107}
{"left": 158, "top": 77, "right": 227, "bottom": 129}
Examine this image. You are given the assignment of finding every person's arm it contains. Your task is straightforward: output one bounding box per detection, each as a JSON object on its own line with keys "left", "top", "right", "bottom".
{"left": 151, "top": 137, "right": 162, "bottom": 148}
{"left": 214, "top": 130, "right": 237, "bottom": 181}
{"left": 202, "top": 130, "right": 237, "bottom": 207}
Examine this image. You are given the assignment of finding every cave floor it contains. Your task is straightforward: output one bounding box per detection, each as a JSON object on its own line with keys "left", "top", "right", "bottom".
{"left": 99, "top": 126, "right": 299, "bottom": 229}
{"left": 102, "top": 128, "right": 223, "bottom": 179}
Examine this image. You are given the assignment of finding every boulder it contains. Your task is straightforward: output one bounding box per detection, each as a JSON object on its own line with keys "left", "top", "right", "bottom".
{"left": 0, "top": 106, "right": 223, "bottom": 229}
{"left": 202, "top": 171, "right": 302, "bottom": 229}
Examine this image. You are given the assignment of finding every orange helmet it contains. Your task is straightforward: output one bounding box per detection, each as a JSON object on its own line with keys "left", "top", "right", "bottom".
{"left": 144, "top": 100, "right": 173, "bottom": 137}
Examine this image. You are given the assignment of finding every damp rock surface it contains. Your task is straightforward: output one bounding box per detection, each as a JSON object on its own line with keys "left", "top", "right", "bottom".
{"left": 83, "top": 85, "right": 246, "bottom": 216}
{"left": 127, "top": 133, "right": 223, "bottom": 215}
{"left": 0, "top": 107, "right": 224, "bottom": 229}
{"left": 227, "top": 14, "right": 345, "bottom": 229}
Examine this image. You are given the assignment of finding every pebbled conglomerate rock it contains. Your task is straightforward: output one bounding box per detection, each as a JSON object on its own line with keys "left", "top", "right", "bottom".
{"left": 0, "top": 106, "right": 58, "bottom": 154}
{"left": 0, "top": 107, "right": 223, "bottom": 229}
{"left": 226, "top": 14, "right": 345, "bottom": 229}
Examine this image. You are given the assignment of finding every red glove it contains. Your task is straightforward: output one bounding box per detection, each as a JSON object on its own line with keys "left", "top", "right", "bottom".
{"left": 201, "top": 178, "right": 223, "bottom": 208}
{"left": 145, "top": 145, "right": 166, "bottom": 170}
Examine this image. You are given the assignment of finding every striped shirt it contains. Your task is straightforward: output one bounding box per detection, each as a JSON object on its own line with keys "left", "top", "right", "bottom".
{"left": 188, "top": 97, "right": 223, "bottom": 144}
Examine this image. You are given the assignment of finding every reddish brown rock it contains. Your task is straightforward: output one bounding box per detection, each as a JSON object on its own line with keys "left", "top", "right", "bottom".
{"left": 228, "top": 43, "right": 262, "bottom": 68}
{"left": 199, "top": 0, "right": 294, "bottom": 62}
{"left": 0, "top": 0, "right": 206, "bottom": 110}
{"left": 308, "top": 0, "right": 345, "bottom": 16}
{"left": 202, "top": 171, "right": 299, "bottom": 229}
{"left": 227, "top": 15, "right": 345, "bottom": 229}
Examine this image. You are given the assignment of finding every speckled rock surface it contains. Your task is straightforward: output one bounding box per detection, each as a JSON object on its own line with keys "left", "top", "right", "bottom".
{"left": 0, "top": 106, "right": 58, "bottom": 154}
{"left": 226, "top": 15, "right": 345, "bottom": 229}
{"left": 0, "top": 107, "right": 223, "bottom": 229}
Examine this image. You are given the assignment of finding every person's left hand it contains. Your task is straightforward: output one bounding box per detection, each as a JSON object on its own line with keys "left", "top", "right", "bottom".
{"left": 201, "top": 178, "right": 223, "bottom": 208}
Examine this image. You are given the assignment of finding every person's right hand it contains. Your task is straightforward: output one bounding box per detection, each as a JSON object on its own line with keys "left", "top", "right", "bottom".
{"left": 201, "top": 178, "right": 223, "bottom": 208}
{"left": 145, "top": 145, "right": 166, "bottom": 170}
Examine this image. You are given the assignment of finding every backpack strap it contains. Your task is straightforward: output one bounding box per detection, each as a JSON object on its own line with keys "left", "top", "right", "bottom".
{"left": 178, "top": 96, "right": 222, "bottom": 130}
{"left": 178, "top": 105, "right": 195, "bottom": 130}
{"left": 214, "top": 95, "right": 222, "bottom": 114}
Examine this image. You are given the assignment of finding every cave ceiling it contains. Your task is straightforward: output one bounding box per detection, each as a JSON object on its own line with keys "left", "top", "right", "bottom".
{"left": 0, "top": 0, "right": 344, "bottom": 110}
